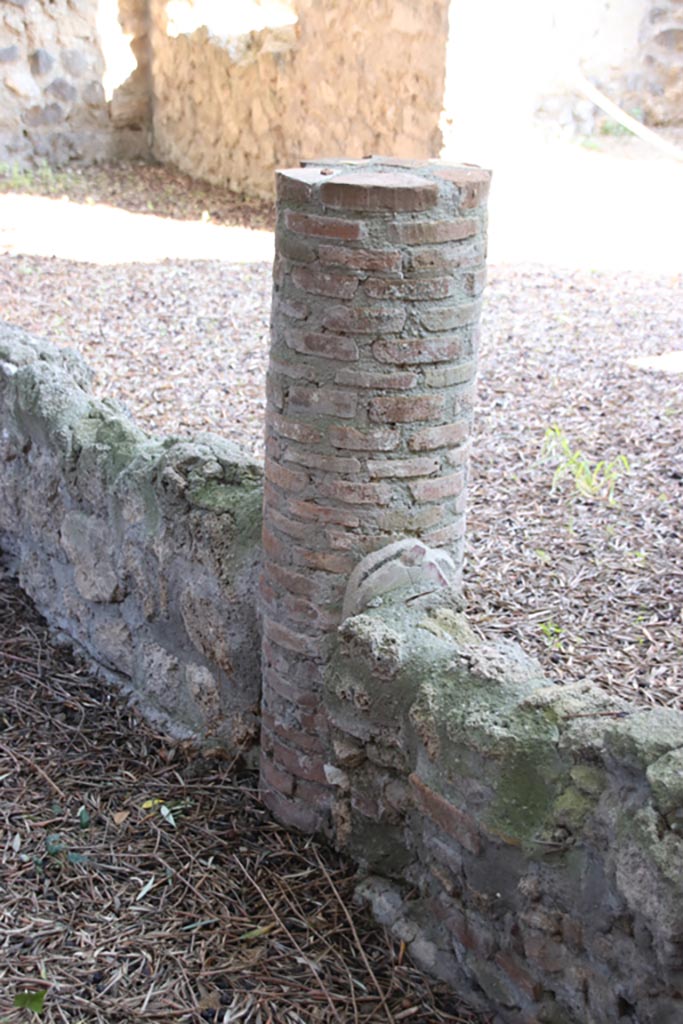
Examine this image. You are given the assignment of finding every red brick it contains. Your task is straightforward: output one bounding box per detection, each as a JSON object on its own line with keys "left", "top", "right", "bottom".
{"left": 268, "top": 411, "right": 324, "bottom": 444}
{"left": 424, "top": 360, "right": 477, "bottom": 387}
{"left": 278, "top": 298, "right": 310, "bottom": 320}
{"left": 409, "top": 420, "right": 470, "bottom": 451}
{"left": 291, "top": 265, "right": 359, "bottom": 299}
{"left": 273, "top": 256, "right": 286, "bottom": 288}
{"left": 367, "top": 455, "right": 439, "bottom": 478}
{"left": 320, "top": 170, "right": 438, "bottom": 212}
{"left": 461, "top": 267, "right": 487, "bottom": 296}
{"left": 320, "top": 479, "right": 392, "bottom": 506}
{"left": 288, "top": 385, "right": 357, "bottom": 419}
{"left": 264, "top": 458, "right": 309, "bottom": 494}
{"left": 281, "top": 445, "right": 361, "bottom": 475}
{"left": 283, "top": 593, "right": 337, "bottom": 627}
{"left": 285, "top": 210, "right": 364, "bottom": 241}
{"left": 263, "top": 616, "right": 322, "bottom": 658}
{"left": 407, "top": 245, "right": 481, "bottom": 274}
{"left": 278, "top": 234, "right": 316, "bottom": 263}
{"left": 270, "top": 718, "right": 327, "bottom": 755}
{"left": 293, "top": 547, "right": 356, "bottom": 574}
{"left": 286, "top": 595, "right": 340, "bottom": 629}
{"left": 266, "top": 506, "right": 311, "bottom": 541}
{"left": 318, "top": 244, "right": 402, "bottom": 273}
{"left": 410, "top": 470, "right": 465, "bottom": 503}
{"left": 285, "top": 330, "right": 359, "bottom": 362}
{"left": 445, "top": 444, "right": 470, "bottom": 469}
{"left": 276, "top": 166, "right": 328, "bottom": 203}
{"left": 388, "top": 219, "right": 477, "bottom": 245}
{"left": 284, "top": 496, "right": 361, "bottom": 527}
{"left": 294, "top": 777, "right": 337, "bottom": 810}
{"left": 431, "top": 164, "right": 491, "bottom": 209}
{"left": 261, "top": 785, "right": 327, "bottom": 832}
{"left": 416, "top": 302, "right": 479, "bottom": 331}
{"left": 325, "top": 527, "right": 386, "bottom": 551}
{"left": 409, "top": 773, "right": 481, "bottom": 855}
{"left": 373, "top": 335, "right": 466, "bottom": 365}
{"left": 260, "top": 755, "right": 295, "bottom": 797}
{"left": 322, "top": 304, "right": 407, "bottom": 335}
{"left": 266, "top": 373, "right": 284, "bottom": 411}
{"left": 266, "top": 732, "right": 328, "bottom": 784}
{"left": 264, "top": 560, "right": 322, "bottom": 600}
{"left": 378, "top": 506, "right": 444, "bottom": 531}
{"left": 268, "top": 357, "right": 322, "bottom": 384}
{"left": 329, "top": 424, "right": 400, "bottom": 451}
{"left": 262, "top": 636, "right": 320, "bottom": 681}
{"left": 262, "top": 524, "right": 295, "bottom": 566}
{"left": 364, "top": 276, "right": 456, "bottom": 301}
{"left": 369, "top": 393, "right": 445, "bottom": 424}
{"left": 334, "top": 368, "right": 418, "bottom": 389}
{"left": 263, "top": 667, "right": 320, "bottom": 710}
{"left": 423, "top": 517, "right": 465, "bottom": 546}
{"left": 494, "top": 952, "right": 542, "bottom": 1002}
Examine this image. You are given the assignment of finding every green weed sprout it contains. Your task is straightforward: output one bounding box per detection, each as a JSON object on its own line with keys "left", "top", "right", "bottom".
{"left": 541, "top": 425, "right": 630, "bottom": 505}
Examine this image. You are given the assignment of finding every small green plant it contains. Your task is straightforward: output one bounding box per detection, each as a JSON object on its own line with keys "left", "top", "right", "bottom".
{"left": 14, "top": 990, "right": 46, "bottom": 1014}
{"left": 598, "top": 109, "right": 643, "bottom": 138}
{"left": 541, "top": 425, "right": 630, "bottom": 505}
{"left": 0, "top": 158, "right": 66, "bottom": 194}
{"left": 539, "top": 619, "right": 564, "bottom": 650}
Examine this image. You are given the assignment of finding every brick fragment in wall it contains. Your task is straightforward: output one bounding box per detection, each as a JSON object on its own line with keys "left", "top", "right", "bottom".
{"left": 320, "top": 170, "right": 439, "bottom": 212}
{"left": 284, "top": 330, "right": 359, "bottom": 361}
{"left": 368, "top": 393, "right": 445, "bottom": 424}
{"left": 373, "top": 334, "right": 469, "bottom": 365}
{"left": 285, "top": 210, "right": 365, "bottom": 241}
{"left": 334, "top": 368, "right": 419, "bottom": 389}
{"left": 409, "top": 774, "right": 481, "bottom": 855}
{"left": 388, "top": 218, "right": 478, "bottom": 245}
{"left": 290, "top": 264, "right": 359, "bottom": 299}
{"left": 318, "top": 244, "right": 403, "bottom": 273}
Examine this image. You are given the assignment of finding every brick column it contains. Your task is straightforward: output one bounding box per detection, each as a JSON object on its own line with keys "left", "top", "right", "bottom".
{"left": 260, "top": 157, "right": 491, "bottom": 831}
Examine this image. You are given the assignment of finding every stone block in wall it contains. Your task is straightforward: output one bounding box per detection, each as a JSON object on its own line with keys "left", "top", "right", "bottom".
{"left": 0, "top": 322, "right": 262, "bottom": 754}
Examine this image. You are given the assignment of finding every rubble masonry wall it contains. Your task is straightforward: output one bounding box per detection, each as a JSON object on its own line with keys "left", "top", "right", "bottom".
{"left": 0, "top": 323, "right": 262, "bottom": 750}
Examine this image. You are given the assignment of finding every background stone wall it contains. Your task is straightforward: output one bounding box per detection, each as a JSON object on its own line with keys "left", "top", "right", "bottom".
{"left": 324, "top": 596, "right": 683, "bottom": 1024}
{"left": 0, "top": 323, "right": 262, "bottom": 751}
{"left": 0, "top": 0, "right": 150, "bottom": 168}
{"left": 632, "top": 0, "right": 683, "bottom": 126}
{"left": 2, "top": 0, "right": 681, "bottom": 187}
{"left": 149, "top": 0, "right": 451, "bottom": 198}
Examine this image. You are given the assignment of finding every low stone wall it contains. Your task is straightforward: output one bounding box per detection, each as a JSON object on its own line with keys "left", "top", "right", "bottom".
{"left": 0, "top": 0, "right": 150, "bottom": 167}
{"left": 149, "top": 0, "right": 451, "bottom": 198}
{"left": 323, "top": 596, "right": 683, "bottom": 1024}
{"left": 0, "top": 323, "right": 262, "bottom": 750}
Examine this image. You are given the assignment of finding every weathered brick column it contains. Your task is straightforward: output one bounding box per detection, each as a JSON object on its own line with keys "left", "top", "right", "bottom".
{"left": 260, "top": 157, "right": 491, "bottom": 831}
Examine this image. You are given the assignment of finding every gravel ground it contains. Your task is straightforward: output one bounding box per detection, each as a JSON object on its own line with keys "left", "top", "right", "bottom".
{"left": 0, "top": 161, "right": 682, "bottom": 710}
